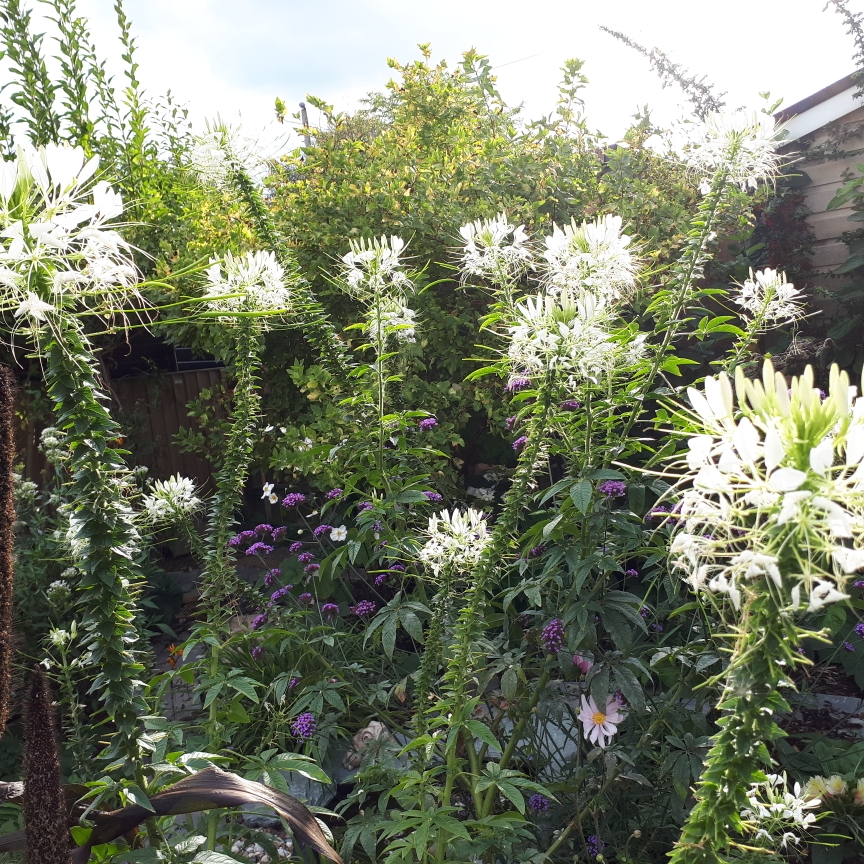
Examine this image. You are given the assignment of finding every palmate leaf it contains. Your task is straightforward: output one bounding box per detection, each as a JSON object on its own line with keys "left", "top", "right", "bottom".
{"left": 0, "top": 767, "right": 341, "bottom": 863}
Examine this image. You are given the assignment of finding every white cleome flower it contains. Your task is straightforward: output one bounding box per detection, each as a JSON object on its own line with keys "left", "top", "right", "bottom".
{"left": 365, "top": 297, "right": 417, "bottom": 344}
{"left": 540, "top": 214, "right": 638, "bottom": 304}
{"left": 189, "top": 121, "right": 265, "bottom": 189}
{"left": 740, "top": 773, "right": 820, "bottom": 851}
{"left": 142, "top": 475, "right": 202, "bottom": 522}
{"left": 734, "top": 268, "right": 804, "bottom": 327}
{"left": 203, "top": 250, "right": 294, "bottom": 319}
{"left": 669, "top": 359, "right": 864, "bottom": 612}
{"left": 14, "top": 292, "right": 55, "bottom": 321}
{"left": 685, "top": 111, "right": 784, "bottom": 193}
{"left": 341, "top": 235, "right": 412, "bottom": 298}
{"left": 458, "top": 213, "right": 532, "bottom": 283}
{"left": 417, "top": 507, "right": 491, "bottom": 577}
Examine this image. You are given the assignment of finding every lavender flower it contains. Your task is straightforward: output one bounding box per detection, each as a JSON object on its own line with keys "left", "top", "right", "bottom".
{"left": 313, "top": 524, "right": 333, "bottom": 538}
{"left": 357, "top": 502, "right": 374, "bottom": 512}
{"left": 625, "top": 568, "right": 638, "bottom": 578}
{"left": 272, "top": 526, "right": 287, "bottom": 541}
{"left": 289, "top": 676, "right": 300, "bottom": 688}
{"left": 855, "top": 622, "right": 864, "bottom": 640}
{"left": 246, "top": 542, "right": 274, "bottom": 557}
{"left": 325, "top": 488, "right": 343, "bottom": 501}
{"left": 651, "top": 623, "right": 663, "bottom": 633}
{"left": 645, "top": 505, "right": 670, "bottom": 523}
{"left": 512, "top": 435, "right": 528, "bottom": 452}
{"left": 529, "top": 545, "right": 547, "bottom": 558}
{"left": 251, "top": 646, "right": 263, "bottom": 660}
{"left": 299, "top": 592, "right": 314, "bottom": 605}
{"left": 844, "top": 641, "right": 856, "bottom": 652}
{"left": 855, "top": 581, "right": 864, "bottom": 589}
{"left": 264, "top": 568, "right": 281, "bottom": 587}
{"left": 291, "top": 712, "right": 317, "bottom": 739}
{"left": 424, "top": 491, "right": 443, "bottom": 502}
{"left": 351, "top": 600, "right": 377, "bottom": 617}
{"left": 321, "top": 603, "right": 339, "bottom": 618}
{"left": 529, "top": 794, "right": 549, "bottom": 813}
{"left": 586, "top": 835, "right": 604, "bottom": 859}
{"left": 297, "top": 552, "right": 315, "bottom": 564}
{"left": 506, "top": 376, "right": 531, "bottom": 392}
{"left": 561, "top": 399, "right": 581, "bottom": 410}
{"left": 374, "top": 573, "right": 388, "bottom": 586}
{"left": 304, "top": 563, "right": 320, "bottom": 574}
{"left": 254, "top": 523, "right": 273, "bottom": 535}
{"left": 419, "top": 417, "right": 438, "bottom": 430}
{"left": 389, "top": 563, "right": 406, "bottom": 572}
{"left": 289, "top": 541, "right": 304, "bottom": 554}
{"left": 598, "top": 480, "right": 626, "bottom": 499}
{"left": 282, "top": 493, "right": 306, "bottom": 507}
{"left": 541, "top": 618, "right": 565, "bottom": 654}
{"left": 505, "top": 415, "right": 517, "bottom": 431}
{"left": 229, "top": 529, "right": 257, "bottom": 547}
{"left": 251, "top": 613, "right": 268, "bottom": 631}
{"left": 270, "top": 587, "right": 290, "bottom": 604}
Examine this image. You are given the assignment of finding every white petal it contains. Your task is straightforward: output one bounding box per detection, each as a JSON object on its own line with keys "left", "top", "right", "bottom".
{"left": 846, "top": 424, "right": 864, "bottom": 467}
{"left": 733, "top": 417, "right": 761, "bottom": 464}
{"left": 832, "top": 547, "right": 864, "bottom": 574}
{"left": 809, "top": 437, "right": 834, "bottom": 475}
{"left": 688, "top": 387, "right": 714, "bottom": 425}
{"left": 764, "top": 425, "right": 785, "bottom": 472}
{"left": 768, "top": 468, "right": 806, "bottom": 493}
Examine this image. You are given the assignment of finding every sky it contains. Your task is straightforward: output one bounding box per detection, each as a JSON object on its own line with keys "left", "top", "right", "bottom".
{"left": 69, "top": 0, "right": 863, "bottom": 145}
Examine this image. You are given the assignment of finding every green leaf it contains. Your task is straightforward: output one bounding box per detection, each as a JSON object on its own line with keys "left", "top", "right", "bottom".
{"left": 395, "top": 490, "right": 429, "bottom": 503}
{"left": 382, "top": 614, "right": 398, "bottom": 659}
{"left": 833, "top": 255, "right": 864, "bottom": 275}
{"left": 432, "top": 814, "right": 472, "bottom": 841}
{"left": 660, "top": 356, "right": 699, "bottom": 376}
{"left": 465, "top": 719, "right": 500, "bottom": 750}
{"left": 497, "top": 781, "right": 525, "bottom": 814}
{"left": 193, "top": 854, "right": 243, "bottom": 864}
{"left": 226, "top": 676, "right": 260, "bottom": 703}
{"left": 570, "top": 480, "right": 592, "bottom": 514}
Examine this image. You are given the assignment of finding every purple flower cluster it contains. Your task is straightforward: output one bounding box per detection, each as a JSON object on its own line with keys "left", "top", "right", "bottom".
{"left": 374, "top": 573, "right": 388, "bottom": 586}
{"left": 855, "top": 622, "right": 864, "bottom": 639}
{"left": 313, "top": 524, "right": 333, "bottom": 538}
{"left": 561, "top": 400, "right": 581, "bottom": 410}
{"left": 297, "top": 552, "right": 315, "bottom": 564}
{"left": 289, "top": 676, "right": 300, "bottom": 689}
{"left": 291, "top": 712, "right": 317, "bottom": 739}
{"left": 528, "top": 794, "right": 549, "bottom": 813}
{"left": 251, "top": 613, "right": 268, "bottom": 631}
{"left": 321, "top": 603, "right": 339, "bottom": 618}
{"left": 255, "top": 523, "right": 273, "bottom": 535}
{"left": 356, "top": 502, "right": 374, "bottom": 512}
{"left": 424, "top": 491, "right": 443, "bottom": 502}
{"left": 645, "top": 505, "right": 670, "bottom": 523}
{"left": 506, "top": 377, "right": 531, "bottom": 392}
{"left": 529, "top": 545, "right": 547, "bottom": 558}
{"left": 586, "top": 835, "right": 604, "bottom": 859}
{"left": 844, "top": 641, "right": 856, "bottom": 652}
{"left": 264, "top": 568, "right": 281, "bottom": 587}
{"left": 246, "top": 542, "right": 274, "bottom": 557}
{"left": 229, "top": 529, "right": 258, "bottom": 548}
{"left": 251, "top": 645, "right": 263, "bottom": 660}
{"left": 326, "top": 488, "right": 343, "bottom": 500}
{"left": 651, "top": 623, "right": 663, "bottom": 633}
{"left": 304, "top": 563, "right": 320, "bottom": 574}
{"left": 512, "top": 435, "right": 528, "bottom": 452}
{"left": 282, "top": 493, "right": 306, "bottom": 507}
{"left": 640, "top": 606, "right": 651, "bottom": 619}
{"left": 289, "top": 541, "right": 304, "bottom": 554}
{"left": 272, "top": 526, "right": 287, "bottom": 542}
{"left": 389, "top": 563, "right": 406, "bottom": 572}
{"left": 269, "top": 586, "right": 291, "bottom": 606}
{"left": 299, "top": 592, "right": 314, "bottom": 605}
{"left": 419, "top": 417, "right": 438, "bottom": 430}
{"left": 598, "top": 480, "right": 627, "bottom": 499}
{"left": 855, "top": 580, "right": 864, "bottom": 589}
{"left": 351, "top": 600, "right": 377, "bottom": 617}
{"left": 505, "top": 415, "right": 517, "bottom": 431}
{"left": 625, "top": 569, "right": 639, "bottom": 578}
{"left": 541, "top": 618, "right": 565, "bottom": 654}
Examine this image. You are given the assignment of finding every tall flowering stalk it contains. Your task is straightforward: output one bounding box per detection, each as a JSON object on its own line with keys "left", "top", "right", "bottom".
{"left": 0, "top": 367, "right": 15, "bottom": 738}
{"left": 190, "top": 122, "right": 354, "bottom": 381}
{"left": 0, "top": 145, "right": 147, "bottom": 751}
{"left": 666, "top": 360, "right": 864, "bottom": 862}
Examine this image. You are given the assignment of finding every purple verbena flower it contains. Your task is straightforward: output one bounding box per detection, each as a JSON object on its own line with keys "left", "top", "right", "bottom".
{"left": 561, "top": 400, "right": 581, "bottom": 410}
{"left": 251, "top": 645, "right": 263, "bottom": 660}
{"left": 505, "top": 415, "right": 517, "bottom": 431}
{"left": 289, "top": 676, "right": 300, "bottom": 689}
{"left": 598, "top": 480, "right": 626, "bottom": 499}
{"left": 374, "top": 573, "right": 388, "bottom": 586}
{"left": 586, "top": 835, "right": 604, "bottom": 859}
{"left": 506, "top": 376, "right": 531, "bottom": 392}
{"left": 321, "top": 603, "right": 339, "bottom": 618}
{"left": 246, "top": 542, "right": 274, "bottom": 557}
{"left": 313, "top": 524, "right": 333, "bottom": 538}
{"left": 424, "top": 491, "right": 443, "bottom": 502}
{"left": 357, "top": 502, "right": 374, "bottom": 512}
{"left": 529, "top": 545, "right": 547, "bottom": 558}
{"left": 304, "top": 563, "right": 320, "bottom": 574}
{"left": 640, "top": 606, "right": 651, "bottom": 619}
{"left": 289, "top": 541, "right": 304, "bottom": 554}
{"left": 855, "top": 622, "right": 864, "bottom": 640}
{"left": 254, "top": 523, "right": 273, "bottom": 536}
{"left": 272, "top": 526, "right": 287, "bottom": 542}
{"left": 264, "top": 568, "right": 281, "bottom": 587}
{"left": 299, "top": 592, "right": 314, "bottom": 605}
{"left": 645, "top": 505, "right": 670, "bottom": 524}
{"left": 389, "top": 563, "right": 406, "bottom": 572}
{"left": 528, "top": 794, "right": 549, "bottom": 813}
{"left": 855, "top": 580, "right": 864, "bottom": 589}
{"left": 512, "top": 435, "right": 528, "bottom": 452}
{"left": 418, "top": 417, "right": 438, "bottom": 430}
{"left": 372, "top": 520, "right": 384, "bottom": 532}
{"left": 297, "top": 551, "right": 315, "bottom": 564}
{"left": 351, "top": 600, "right": 377, "bottom": 617}
{"left": 625, "top": 569, "right": 639, "bottom": 578}
{"left": 326, "top": 487, "right": 343, "bottom": 500}
{"left": 251, "top": 613, "right": 268, "bottom": 631}
{"left": 270, "top": 587, "right": 290, "bottom": 603}
{"left": 541, "top": 618, "right": 564, "bottom": 654}
{"left": 844, "top": 641, "right": 855, "bottom": 652}
{"left": 651, "top": 623, "right": 663, "bottom": 633}
{"left": 282, "top": 493, "right": 306, "bottom": 508}
{"left": 291, "top": 712, "right": 317, "bottom": 739}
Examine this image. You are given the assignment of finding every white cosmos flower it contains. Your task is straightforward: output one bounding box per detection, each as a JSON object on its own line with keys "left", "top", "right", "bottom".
{"left": 540, "top": 214, "right": 639, "bottom": 304}
{"left": 577, "top": 694, "right": 625, "bottom": 748}
{"left": 686, "top": 110, "right": 784, "bottom": 192}
{"left": 735, "top": 268, "right": 804, "bottom": 326}
{"left": 417, "top": 507, "right": 490, "bottom": 577}
{"left": 330, "top": 525, "right": 348, "bottom": 542}
{"left": 204, "top": 250, "right": 294, "bottom": 320}
{"left": 459, "top": 213, "right": 532, "bottom": 282}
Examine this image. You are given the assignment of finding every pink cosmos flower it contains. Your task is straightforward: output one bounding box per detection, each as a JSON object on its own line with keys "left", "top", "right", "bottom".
{"left": 572, "top": 654, "right": 593, "bottom": 675}
{"left": 578, "top": 695, "right": 625, "bottom": 748}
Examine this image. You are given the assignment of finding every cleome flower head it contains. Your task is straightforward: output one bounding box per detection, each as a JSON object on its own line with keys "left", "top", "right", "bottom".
{"left": 203, "top": 250, "right": 295, "bottom": 320}
{"left": 365, "top": 295, "right": 417, "bottom": 345}
{"left": 734, "top": 268, "right": 804, "bottom": 327}
{"left": 685, "top": 110, "right": 784, "bottom": 193}
{"left": 507, "top": 289, "right": 640, "bottom": 387}
{"left": 540, "top": 214, "right": 639, "bottom": 304}
{"left": 417, "top": 507, "right": 491, "bottom": 577}
{"left": 458, "top": 213, "right": 532, "bottom": 283}
{"left": 740, "top": 773, "right": 820, "bottom": 850}
{"left": 340, "top": 235, "right": 412, "bottom": 299}
{"left": 577, "top": 694, "right": 625, "bottom": 748}
{"left": 670, "top": 359, "right": 864, "bottom": 612}
{"left": 141, "top": 475, "right": 202, "bottom": 523}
